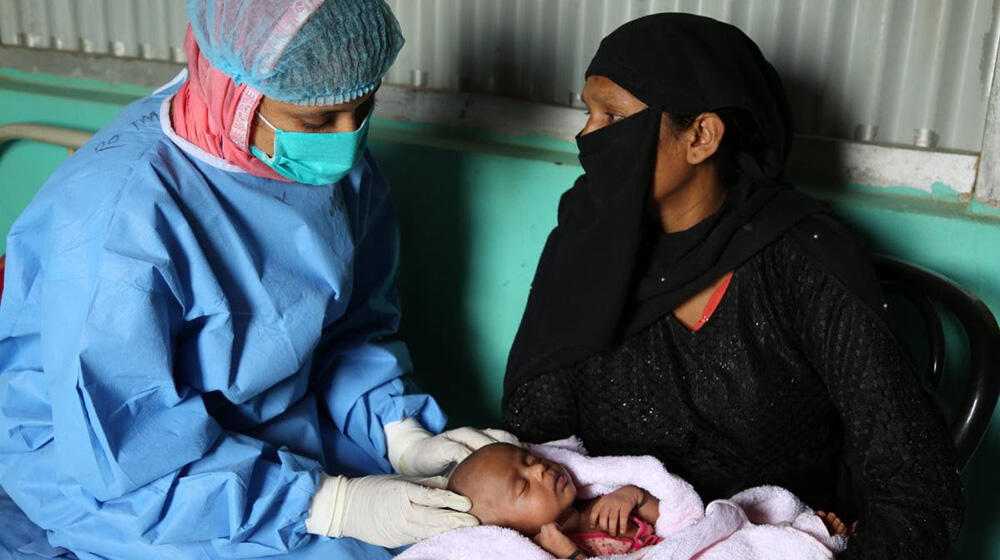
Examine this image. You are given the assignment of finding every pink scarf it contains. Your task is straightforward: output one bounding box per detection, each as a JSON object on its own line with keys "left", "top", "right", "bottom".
{"left": 171, "top": 27, "right": 288, "bottom": 182}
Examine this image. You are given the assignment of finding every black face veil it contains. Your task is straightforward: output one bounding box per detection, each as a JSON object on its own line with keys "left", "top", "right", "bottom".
{"left": 503, "top": 13, "right": 883, "bottom": 400}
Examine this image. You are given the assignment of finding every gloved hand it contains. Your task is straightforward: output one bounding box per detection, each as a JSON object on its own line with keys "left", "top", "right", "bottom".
{"left": 384, "top": 417, "right": 522, "bottom": 477}
{"left": 305, "top": 473, "right": 477, "bottom": 548}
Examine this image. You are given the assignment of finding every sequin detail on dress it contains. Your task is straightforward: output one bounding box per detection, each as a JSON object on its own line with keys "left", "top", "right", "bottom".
{"left": 504, "top": 234, "right": 963, "bottom": 559}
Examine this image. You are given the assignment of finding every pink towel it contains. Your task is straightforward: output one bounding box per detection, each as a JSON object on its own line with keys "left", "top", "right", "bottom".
{"left": 395, "top": 437, "right": 847, "bottom": 560}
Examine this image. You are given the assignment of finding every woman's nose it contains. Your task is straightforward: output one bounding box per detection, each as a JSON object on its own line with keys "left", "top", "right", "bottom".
{"left": 528, "top": 462, "right": 547, "bottom": 479}
{"left": 579, "top": 117, "right": 600, "bottom": 137}
{"left": 333, "top": 112, "right": 360, "bottom": 133}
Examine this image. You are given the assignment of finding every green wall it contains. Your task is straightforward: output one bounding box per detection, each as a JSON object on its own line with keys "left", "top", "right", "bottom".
{"left": 2, "top": 69, "right": 1000, "bottom": 558}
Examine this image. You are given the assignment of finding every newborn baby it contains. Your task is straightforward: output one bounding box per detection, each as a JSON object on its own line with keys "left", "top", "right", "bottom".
{"left": 447, "top": 442, "right": 851, "bottom": 559}
{"left": 448, "top": 442, "right": 661, "bottom": 558}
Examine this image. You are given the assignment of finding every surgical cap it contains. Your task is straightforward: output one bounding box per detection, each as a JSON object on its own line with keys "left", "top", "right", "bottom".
{"left": 186, "top": 0, "right": 404, "bottom": 106}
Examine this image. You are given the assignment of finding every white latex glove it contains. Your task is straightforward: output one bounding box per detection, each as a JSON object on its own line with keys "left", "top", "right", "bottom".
{"left": 305, "top": 473, "right": 477, "bottom": 548}
{"left": 384, "top": 417, "right": 522, "bottom": 477}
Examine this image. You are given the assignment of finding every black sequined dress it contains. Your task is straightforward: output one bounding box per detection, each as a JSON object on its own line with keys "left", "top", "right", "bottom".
{"left": 503, "top": 234, "right": 963, "bottom": 559}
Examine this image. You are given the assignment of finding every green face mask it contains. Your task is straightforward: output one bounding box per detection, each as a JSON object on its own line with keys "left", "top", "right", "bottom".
{"left": 251, "top": 111, "right": 370, "bottom": 185}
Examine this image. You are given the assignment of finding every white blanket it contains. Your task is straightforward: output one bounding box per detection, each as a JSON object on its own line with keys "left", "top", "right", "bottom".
{"left": 395, "top": 437, "right": 847, "bottom": 560}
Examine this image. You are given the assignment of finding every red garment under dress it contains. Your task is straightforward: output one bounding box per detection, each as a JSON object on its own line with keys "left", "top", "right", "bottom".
{"left": 568, "top": 515, "right": 663, "bottom": 556}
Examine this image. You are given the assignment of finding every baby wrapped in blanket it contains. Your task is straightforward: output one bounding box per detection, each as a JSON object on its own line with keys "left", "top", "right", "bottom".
{"left": 396, "top": 437, "right": 850, "bottom": 560}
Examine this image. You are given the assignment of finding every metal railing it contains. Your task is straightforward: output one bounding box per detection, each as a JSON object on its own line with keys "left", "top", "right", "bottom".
{"left": 0, "top": 122, "right": 92, "bottom": 153}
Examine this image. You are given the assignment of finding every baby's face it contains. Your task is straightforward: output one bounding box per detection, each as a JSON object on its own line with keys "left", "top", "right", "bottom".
{"left": 449, "top": 443, "right": 577, "bottom": 535}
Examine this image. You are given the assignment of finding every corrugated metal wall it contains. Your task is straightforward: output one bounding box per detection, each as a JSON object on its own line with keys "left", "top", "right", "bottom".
{"left": 0, "top": 1, "right": 189, "bottom": 61}
{"left": 1, "top": 0, "right": 997, "bottom": 152}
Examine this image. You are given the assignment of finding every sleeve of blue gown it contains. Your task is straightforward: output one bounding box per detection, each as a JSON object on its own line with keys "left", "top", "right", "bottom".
{"left": 0, "top": 196, "right": 320, "bottom": 558}
{"left": 312, "top": 157, "right": 448, "bottom": 472}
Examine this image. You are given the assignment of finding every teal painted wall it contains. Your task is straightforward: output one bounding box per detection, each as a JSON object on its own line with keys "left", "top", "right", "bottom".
{"left": 2, "top": 69, "right": 1000, "bottom": 558}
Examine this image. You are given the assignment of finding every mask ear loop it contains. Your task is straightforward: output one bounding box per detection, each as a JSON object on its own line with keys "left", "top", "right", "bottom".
{"left": 256, "top": 111, "right": 372, "bottom": 135}
{"left": 256, "top": 111, "right": 279, "bottom": 132}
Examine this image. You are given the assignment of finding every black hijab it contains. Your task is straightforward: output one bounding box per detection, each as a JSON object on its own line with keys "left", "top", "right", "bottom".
{"left": 504, "top": 13, "right": 884, "bottom": 399}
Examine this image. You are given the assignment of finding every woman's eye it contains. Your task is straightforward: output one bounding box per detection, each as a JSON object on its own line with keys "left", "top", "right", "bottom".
{"left": 301, "top": 121, "right": 327, "bottom": 131}
{"left": 608, "top": 113, "right": 624, "bottom": 122}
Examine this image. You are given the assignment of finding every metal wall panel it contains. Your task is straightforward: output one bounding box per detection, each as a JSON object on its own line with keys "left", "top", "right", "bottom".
{"left": 0, "top": 0, "right": 188, "bottom": 61}
{"left": 1, "top": 0, "right": 996, "bottom": 151}
{"left": 383, "top": 0, "right": 1000, "bottom": 152}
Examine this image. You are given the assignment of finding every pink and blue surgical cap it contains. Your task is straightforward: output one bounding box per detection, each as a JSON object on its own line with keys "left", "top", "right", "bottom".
{"left": 186, "top": 0, "right": 404, "bottom": 106}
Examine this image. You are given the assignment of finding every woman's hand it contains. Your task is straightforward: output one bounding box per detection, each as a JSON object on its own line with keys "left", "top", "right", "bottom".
{"left": 533, "top": 522, "right": 580, "bottom": 558}
{"left": 588, "top": 485, "right": 644, "bottom": 536}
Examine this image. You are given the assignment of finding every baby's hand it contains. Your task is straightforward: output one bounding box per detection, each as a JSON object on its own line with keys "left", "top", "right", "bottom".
{"left": 589, "top": 485, "right": 643, "bottom": 537}
{"left": 816, "top": 511, "right": 857, "bottom": 537}
{"left": 533, "top": 522, "right": 579, "bottom": 559}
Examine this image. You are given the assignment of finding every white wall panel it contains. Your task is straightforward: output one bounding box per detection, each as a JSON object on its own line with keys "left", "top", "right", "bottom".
{"left": 0, "top": 0, "right": 996, "bottom": 151}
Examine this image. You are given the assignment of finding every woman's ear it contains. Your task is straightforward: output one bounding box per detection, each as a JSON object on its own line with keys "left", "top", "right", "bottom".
{"left": 684, "top": 112, "right": 725, "bottom": 165}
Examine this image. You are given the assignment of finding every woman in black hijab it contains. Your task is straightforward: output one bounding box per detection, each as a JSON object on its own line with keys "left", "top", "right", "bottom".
{"left": 502, "top": 13, "right": 962, "bottom": 558}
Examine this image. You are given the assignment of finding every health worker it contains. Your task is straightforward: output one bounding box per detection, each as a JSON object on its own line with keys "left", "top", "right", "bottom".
{"left": 0, "top": 1, "right": 516, "bottom": 559}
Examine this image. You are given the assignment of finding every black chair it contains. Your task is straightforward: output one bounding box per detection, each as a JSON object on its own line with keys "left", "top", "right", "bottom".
{"left": 874, "top": 256, "right": 1000, "bottom": 470}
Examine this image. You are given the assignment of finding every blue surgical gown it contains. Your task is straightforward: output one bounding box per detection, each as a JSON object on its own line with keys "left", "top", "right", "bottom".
{"left": 0, "top": 77, "right": 446, "bottom": 559}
